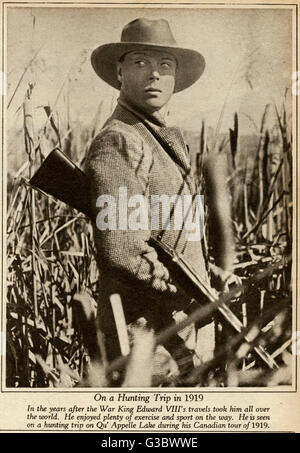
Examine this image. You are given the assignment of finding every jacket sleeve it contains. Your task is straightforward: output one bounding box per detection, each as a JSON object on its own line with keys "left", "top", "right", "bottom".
{"left": 85, "top": 127, "right": 185, "bottom": 302}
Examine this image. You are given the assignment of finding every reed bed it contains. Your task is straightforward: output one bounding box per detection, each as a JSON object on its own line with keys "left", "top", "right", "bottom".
{"left": 6, "top": 79, "right": 293, "bottom": 387}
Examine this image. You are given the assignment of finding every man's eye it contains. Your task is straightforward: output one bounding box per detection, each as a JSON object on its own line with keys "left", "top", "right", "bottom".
{"left": 135, "top": 60, "right": 146, "bottom": 67}
{"left": 161, "top": 62, "right": 171, "bottom": 68}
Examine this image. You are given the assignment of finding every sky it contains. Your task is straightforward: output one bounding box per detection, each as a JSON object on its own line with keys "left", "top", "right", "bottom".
{"left": 6, "top": 5, "right": 293, "bottom": 135}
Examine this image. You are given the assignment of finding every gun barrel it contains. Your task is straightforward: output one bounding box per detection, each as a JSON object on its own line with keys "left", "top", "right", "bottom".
{"left": 149, "top": 236, "right": 278, "bottom": 369}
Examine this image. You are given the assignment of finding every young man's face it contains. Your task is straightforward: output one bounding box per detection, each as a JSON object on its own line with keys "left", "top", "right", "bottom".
{"left": 117, "top": 49, "right": 177, "bottom": 114}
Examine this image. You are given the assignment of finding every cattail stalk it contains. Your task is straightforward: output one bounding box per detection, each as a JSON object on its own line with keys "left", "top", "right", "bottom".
{"left": 23, "top": 84, "right": 38, "bottom": 323}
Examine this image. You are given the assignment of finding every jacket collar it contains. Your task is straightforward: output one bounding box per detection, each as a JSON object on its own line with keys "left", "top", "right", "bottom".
{"left": 117, "top": 97, "right": 192, "bottom": 174}
{"left": 118, "top": 95, "right": 166, "bottom": 127}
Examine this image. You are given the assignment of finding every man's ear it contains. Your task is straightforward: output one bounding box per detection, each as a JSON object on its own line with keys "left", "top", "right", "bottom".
{"left": 116, "top": 62, "right": 122, "bottom": 83}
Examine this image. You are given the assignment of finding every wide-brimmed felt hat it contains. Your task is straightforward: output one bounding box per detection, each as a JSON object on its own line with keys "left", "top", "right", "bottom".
{"left": 91, "top": 18, "right": 205, "bottom": 93}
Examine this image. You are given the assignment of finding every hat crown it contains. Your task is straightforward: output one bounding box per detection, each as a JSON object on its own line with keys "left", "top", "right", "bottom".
{"left": 121, "top": 18, "right": 178, "bottom": 46}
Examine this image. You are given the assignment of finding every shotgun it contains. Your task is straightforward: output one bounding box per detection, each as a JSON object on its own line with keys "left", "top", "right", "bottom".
{"left": 29, "top": 148, "right": 278, "bottom": 369}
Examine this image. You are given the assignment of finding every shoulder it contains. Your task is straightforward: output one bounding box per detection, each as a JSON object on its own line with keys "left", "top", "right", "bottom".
{"left": 90, "top": 119, "right": 143, "bottom": 154}
{"left": 85, "top": 118, "right": 153, "bottom": 180}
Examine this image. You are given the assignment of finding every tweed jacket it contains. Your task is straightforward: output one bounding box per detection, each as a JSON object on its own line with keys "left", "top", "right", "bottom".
{"left": 84, "top": 99, "right": 210, "bottom": 326}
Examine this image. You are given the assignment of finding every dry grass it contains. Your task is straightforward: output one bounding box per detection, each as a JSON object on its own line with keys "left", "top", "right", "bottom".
{"left": 6, "top": 78, "right": 293, "bottom": 387}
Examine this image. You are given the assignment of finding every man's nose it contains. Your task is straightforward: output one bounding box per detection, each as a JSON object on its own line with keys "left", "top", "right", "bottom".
{"left": 148, "top": 64, "right": 160, "bottom": 80}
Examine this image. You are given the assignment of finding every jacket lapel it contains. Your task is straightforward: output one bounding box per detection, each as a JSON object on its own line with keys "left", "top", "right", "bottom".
{"left": 155, "top": 126, "right": 191, "bottom": 173}
{"left": 115, "top": 100, "right": 195, "bottom": 190}
{"left": 141, "top": 121, "right": 196, "bottom": 193}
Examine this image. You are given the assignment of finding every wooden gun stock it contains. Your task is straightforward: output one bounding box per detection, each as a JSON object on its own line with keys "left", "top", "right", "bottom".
{"left": 30, "top": 148, "right": 92, "bottom": 218}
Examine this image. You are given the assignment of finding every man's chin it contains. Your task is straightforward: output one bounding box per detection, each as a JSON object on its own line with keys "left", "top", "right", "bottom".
{"left": 143, "top": 99, "right": 167, "bottom": 113}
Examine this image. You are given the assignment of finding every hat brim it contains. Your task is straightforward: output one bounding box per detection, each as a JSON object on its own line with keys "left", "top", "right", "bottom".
{"left": 91, "top": 42, "right": 205, "bottom": 93}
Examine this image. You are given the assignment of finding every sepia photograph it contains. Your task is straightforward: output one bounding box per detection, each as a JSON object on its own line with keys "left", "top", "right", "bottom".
{"left": 3, "top": 2, "right": 296, "bottom": 395}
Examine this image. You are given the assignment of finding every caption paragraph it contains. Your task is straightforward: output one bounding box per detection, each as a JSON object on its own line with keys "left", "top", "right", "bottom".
{"left": 25, "top": 392, "right": 272, "bottom": 431}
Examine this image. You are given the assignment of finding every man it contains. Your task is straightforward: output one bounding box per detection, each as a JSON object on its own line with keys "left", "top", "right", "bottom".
{"left": 85, "top": 18, "right": 236, "bottom": 382}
